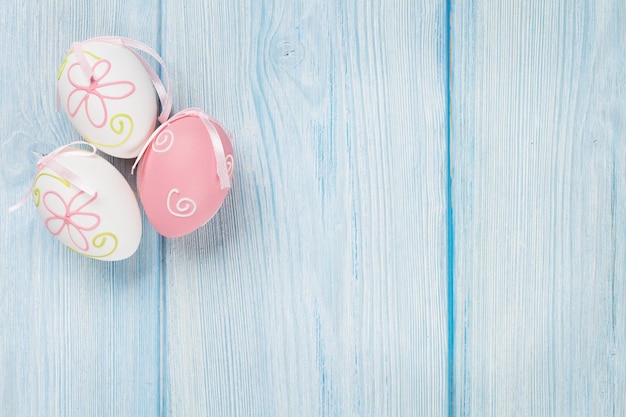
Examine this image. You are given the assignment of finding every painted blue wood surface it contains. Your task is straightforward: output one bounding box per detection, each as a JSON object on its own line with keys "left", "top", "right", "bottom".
{"left": 160, "top": 1, "right": 448, "bottom": 416}
{"left": 0, "top": 1, "right": 163, "bottom": 416}
{"left": 451, "top": 0, "right": 626, "bottom": 416}
{"left": 0, "top": 0, "right": 624, "bottom": 416}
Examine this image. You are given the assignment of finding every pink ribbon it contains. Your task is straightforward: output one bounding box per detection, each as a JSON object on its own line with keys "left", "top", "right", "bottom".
{"left": 132, "top": 108, "right": 231, "bottom": 190}
{"left": 58, "top": 36, "right": 172, "bottom": 124}
{"left": 9, "top": 142, "right": 98, "bottom": 213}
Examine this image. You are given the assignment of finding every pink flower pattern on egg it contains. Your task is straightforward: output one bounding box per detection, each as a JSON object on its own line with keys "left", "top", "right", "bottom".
{"left": 43, "top": 190, "right": 101, "bottom": 251}
{"left": 67, "top": 59, "right": 136, "bottom": 128}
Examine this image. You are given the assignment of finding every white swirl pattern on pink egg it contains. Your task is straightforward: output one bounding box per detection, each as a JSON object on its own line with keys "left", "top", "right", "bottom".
{"left": 166, "top": 188, "right": 197, "bottom": 218}
{"left": 152, "top": 129, "right": 175, "bottom": 153}
{"left": 225, "top": 154, "right": 234, "bottom": 178}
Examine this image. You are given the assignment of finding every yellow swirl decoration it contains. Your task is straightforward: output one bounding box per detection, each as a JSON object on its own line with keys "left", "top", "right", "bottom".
{"left": 33, "top": 173, "right": 71, "bottom": 207}
{"left": 57, "top": 50, "right": 101, "bottom": 80}
{"left": 84, "top": 232, "right": 119, "bottom": 259}
{"left": 84, "top": 113, "right": 134, "bottom": 148}
{"left": 57, "top": 59, "right": 68, "bottom": 80}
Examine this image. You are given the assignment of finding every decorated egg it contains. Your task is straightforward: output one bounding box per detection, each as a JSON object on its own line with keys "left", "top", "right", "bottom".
{"left": 57, "top": 37, "right": 171, "bottom": 158}
{"left": 29, "top": 144, "right": 142, "bottom": 260}
{"left": 135, "top": 108, "right": 234, "bottom": 238}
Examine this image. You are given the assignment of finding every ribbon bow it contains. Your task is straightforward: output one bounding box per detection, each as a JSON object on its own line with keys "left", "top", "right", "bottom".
{"left": 59, "top": 36, "right": 172, "bottom": 124}
{"left": 132, "top": 108, "right": 232, "bottom": 190}
{"left": 8, "top": 142, "right": 98, "bottom": 213}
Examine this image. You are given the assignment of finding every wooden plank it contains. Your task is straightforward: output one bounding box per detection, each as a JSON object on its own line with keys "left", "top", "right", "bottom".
{"left": 451, "top": 0, "right": 626, "bottom": 415}
{"left": 161, "top": 0, "right": 449, "bottom": 416}
{"left": 0, "top": 1, "right": 163, "bottom": 415}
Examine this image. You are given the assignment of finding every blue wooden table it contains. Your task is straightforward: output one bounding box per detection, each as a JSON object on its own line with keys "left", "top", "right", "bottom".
{"left": 1, "top": 0, "right": 624, "bottom": 416}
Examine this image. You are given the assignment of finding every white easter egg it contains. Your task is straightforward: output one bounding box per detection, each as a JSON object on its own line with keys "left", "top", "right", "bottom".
{"left": 57, "top": 40, "right": 158, "bottom": 158}
{"left": 32, "top": 147, "right": 142, "bottom": 260}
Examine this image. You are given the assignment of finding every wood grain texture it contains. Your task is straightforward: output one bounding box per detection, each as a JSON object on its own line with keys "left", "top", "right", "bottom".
{"left": 5, "top": 0, "right": 624, "bottom": 415}
{"left": 0, "top": 1, "right": 163, "bottom": 416}
{"left": 160, "top": 0, "right": 449, "bottom": 416}
{"left": 450, "top": 0, "right": 626, "bottom": 416}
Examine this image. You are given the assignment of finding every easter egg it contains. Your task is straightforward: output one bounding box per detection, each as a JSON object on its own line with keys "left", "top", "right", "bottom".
{"left": 32, "top": 146, "right": 142, "bottom": 260}
{"left": 136, "top": 109, "right": 234, "bottom": 238}
{"left": 57, "top": 40, "right": 159, "bottom": 158}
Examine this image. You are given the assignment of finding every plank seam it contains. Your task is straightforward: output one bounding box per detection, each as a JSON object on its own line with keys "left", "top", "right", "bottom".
{"left": 156, "top": 1, "right": 168, "bottom": 416}
{"left": 445, "top": 1, "right": 455, "bottom": 417}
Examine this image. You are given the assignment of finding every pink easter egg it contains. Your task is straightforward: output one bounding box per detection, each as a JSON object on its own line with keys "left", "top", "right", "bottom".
{"left": 136, "top": 110, "right": 234, "bottom": 238}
